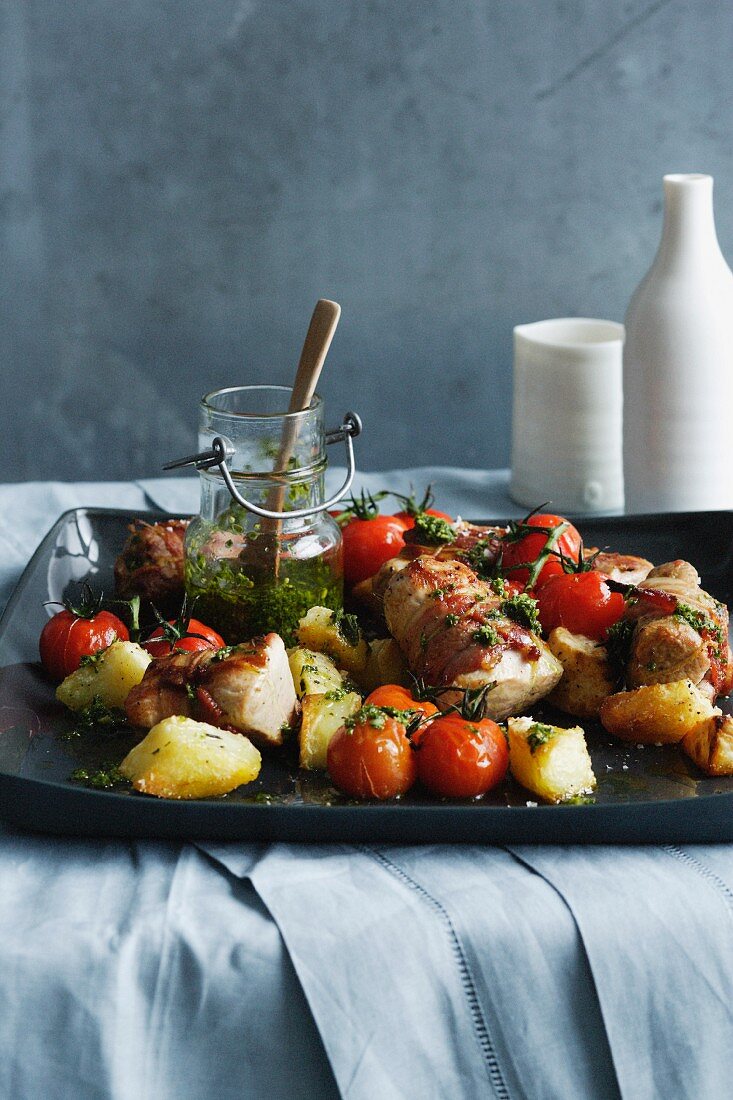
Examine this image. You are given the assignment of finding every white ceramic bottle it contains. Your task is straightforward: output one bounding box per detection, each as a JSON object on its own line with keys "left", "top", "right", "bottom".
{"left": 623, "top": 173, "right": 733, "bottom": 513}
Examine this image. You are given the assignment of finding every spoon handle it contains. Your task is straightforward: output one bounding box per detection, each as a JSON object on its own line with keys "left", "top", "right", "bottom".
{"left": 263, "top": 300, "right": 341, "bottom": 556}
{"left": 289, "top": 299, "right": 341, "bottom": 412}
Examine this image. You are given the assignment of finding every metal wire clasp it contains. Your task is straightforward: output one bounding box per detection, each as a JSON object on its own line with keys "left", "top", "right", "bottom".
{"left": 163, "top": 412, "right": 362, "bottom": 520}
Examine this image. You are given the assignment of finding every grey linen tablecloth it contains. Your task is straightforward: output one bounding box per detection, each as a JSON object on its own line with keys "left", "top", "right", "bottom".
{"left": 1, "top": 474, "right": 732, "bottom": 1100}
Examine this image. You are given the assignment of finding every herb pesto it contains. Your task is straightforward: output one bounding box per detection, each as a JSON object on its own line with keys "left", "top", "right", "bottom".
{"left": 185, "top": 543, "right": 342, "bottom": 646}
{"left": 526, "top": 722, "right": 556, "bottom": 753}
{"left": 500, "top": 593, "right": 541, "bottom": 634}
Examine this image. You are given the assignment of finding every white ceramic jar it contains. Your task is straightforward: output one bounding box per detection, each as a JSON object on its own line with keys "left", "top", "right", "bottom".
{"left": 510, "top": 318, "right": 625, "bottom": 514}
{"left": 623, "top": 173, "right": 733, "bottom": 513}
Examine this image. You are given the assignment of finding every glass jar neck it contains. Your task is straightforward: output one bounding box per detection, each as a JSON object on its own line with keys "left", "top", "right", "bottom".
{"left": 200, "top": 385, "right": 326, "bottom": 477}
{"left": 198, "top": 463, "right": 328, "bottom": 529}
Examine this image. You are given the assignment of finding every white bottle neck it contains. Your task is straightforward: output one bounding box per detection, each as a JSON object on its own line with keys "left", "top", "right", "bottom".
{"left": 655, "top": 173, "right": 722, "bottom": 269}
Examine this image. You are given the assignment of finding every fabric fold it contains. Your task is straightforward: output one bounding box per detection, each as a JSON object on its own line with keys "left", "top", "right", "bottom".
{"left": 202, "top": 841, "right": 621, "bottom": 1100}
{"left": 508, "top": 844, "right": 733, "bottom": 1100}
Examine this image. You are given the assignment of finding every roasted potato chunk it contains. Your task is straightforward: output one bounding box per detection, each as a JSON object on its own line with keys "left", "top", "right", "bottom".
{"left": 682, "top": 714, "right": 733, "bottom": 776}
{"left": 288, "top": 647, "right": 344, "bottom": 699}
{"left": 599, "top": 679, "right": 718, "bottom": 744}
{"left": 120, "top": 715, "right": 261, "bottom": 799}
{"left": 546, "top": 628, "right": 615, "bottom": 718}
{"left": 56, "top": 640, "right": 152, "bottom": 712}
{"left": 357, "top": 638, "right": 411, "bottom": 693}
{"left": 507, "top": 717, "right": 596, "bottom": 803}
{"left": 296, "top": 606, "right": 368, "bottom": 675}
{"left": 299, "top": 690, "right": 362, "bottom": 770}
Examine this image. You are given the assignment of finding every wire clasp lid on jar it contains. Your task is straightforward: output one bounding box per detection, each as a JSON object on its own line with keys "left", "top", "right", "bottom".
{"left": 164, "top": 412, "right": 362, "bottom": 520}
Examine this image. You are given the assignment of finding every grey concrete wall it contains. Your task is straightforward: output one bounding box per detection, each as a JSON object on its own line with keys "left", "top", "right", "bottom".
{"left": 2, "top": 0, "right": 732, "bottom": 482}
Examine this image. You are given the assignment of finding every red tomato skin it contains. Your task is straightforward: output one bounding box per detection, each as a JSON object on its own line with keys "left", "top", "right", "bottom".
{"left": 327, "top": 716, "right": 417, "bottom": 800}
{"left": 537, "top": 571, "right": 625, "bottom": 641}
{"left": 416, "top": 714, "right": 509, "bottom": 799}
{"left": 341, "top": 516, "right": 406, "bottom": 586}
{"left": 39, "top": 610, "right": 129, "bottom": 681}
{"left": 142, "top": 619, "right": 225, "bottom": 658}
{"left": 500, "top": 514, "right": 582, "bottom": 588}
{"left": 365, "top": 685, "right": 439, "bottom": 722}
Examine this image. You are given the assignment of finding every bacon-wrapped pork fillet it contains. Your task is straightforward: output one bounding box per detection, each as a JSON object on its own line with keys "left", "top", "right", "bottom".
{"left": 620, "top": 561, "right": 733, "bottom": 698}
{"left": 354, "top": 522, "right": 506, "bottom": 616}
{"left": 383, "top": 556, "right": 562, "bottom": 720}
{"left": 114, "top": 519, "right": 188, "bottom": 612}
{"left": 125, "top": 633, "right": 297, "bottom": 746}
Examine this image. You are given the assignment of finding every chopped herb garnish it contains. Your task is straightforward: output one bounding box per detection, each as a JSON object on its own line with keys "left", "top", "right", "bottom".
{"left": 71, "top": 764, "right": 130, "bottom": 790}
{"left": 444, "top": 613, "right": 459, "bottom": 628}
{"left": 63, "top": 697, "right": 129, "bottom": 740}
{"left": 490, "top": 577, "right": 506, "bottom": 595}
{"left": 674, "top": 601, "right": 723, "bottom": 642}
{"left": 500, "top": 593, "right": 541, "bottom": 634}
{"left": 527, "top": 722, "right": 556, "bottom": 753}
{"left": 210, "top": 645, "right": 236, "bottom": 663}
{"left": 462, "top": 538, "right": 498, "bottom": 579}
{"left": 324, "top": 687, "right": 348, "bottom": 702}
{"left": 332, "top": 608, "right": 361, "bottom": 648}
{"left": 411, "top": 513, "right": 455, "bottom": 545}
{"left": 605, "top": 619, "right": 636, "bottom": 675}
{"left": 78, "top": 649, "right": 108, "bottom": 670}
{"left": 345, "top": 704, "right": 415, "bottom": 731}
{"left": 472, "top": 623, "right": 500, "bottom": 647}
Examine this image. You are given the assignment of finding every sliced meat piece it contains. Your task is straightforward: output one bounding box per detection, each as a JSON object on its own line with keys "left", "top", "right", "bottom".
{"left": 626, "top": 616, "right": 710, "bottom": 688}
{"left": 125, "top": 633, "right": 297, "bottom": 746}
{"left": 114, "top": 519, "right": 188, "bottom": 612}
{"left": 646, "top": 560, "right": 700, "bottom": 586}
{"left": 589, "top": 551, "right": 653, "bottom": 587}
{"left": 200, "top": 634, "right": 297, "bottom": 745}
{"left": 125, "top": 649, "right": 207, "bottom": 728}
{"left": 619, "top": 560, "right": 733, "bottom": 698}
{"left": 383, "top": 555, "right": 562, "bottom": 721}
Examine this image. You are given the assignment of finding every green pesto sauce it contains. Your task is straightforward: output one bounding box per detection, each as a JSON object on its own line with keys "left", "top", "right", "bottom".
{"left": 526, "top": 722, "right": 556, "bottom": 753}
{"left": 185, "top": 549, "right": 342, "bottom": 646}
{"left": 71, "top": 764, "right": 130, "bottom": 791}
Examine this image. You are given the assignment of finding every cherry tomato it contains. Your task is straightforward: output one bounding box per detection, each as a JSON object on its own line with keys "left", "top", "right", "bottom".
{"left": 500, "top": 513, "right": 582, "bottom": 589}
{"left": 327, "top": 707, "right": 417, "bottom": 799}
{"left": 341, "top": 516, "right": 406, "bottom": 586}
{"left": 365, "top": 685, "right": 439, "bottom": 725}
{"left": 416, "top": 713, "right": 509, "bottom": 798}
{"left": 40, "top": 609, "right": 129, "bottom": 681}
{"left": 143, "top": 618, "right": 225, "bottom": 658}
{"left": 537, "top": 570, "right": 625, "bottom": 641}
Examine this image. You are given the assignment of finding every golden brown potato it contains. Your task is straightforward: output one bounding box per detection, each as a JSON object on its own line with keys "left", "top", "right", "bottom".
{"left": 682, "top": 714, "right": 733, "bottom": 776}
{"left": 507, "top": 717, "right": 596, "bottom": 803}
{"left": 599, "top": 679, "right": 719, "bottom": 744}
{"left": 299, "top": 690, "right": 362, "bottom": 770}
{"left": 546, "top": 628, "right": 615, "bottom": 718}
{"left": 120, "top": 715, "right": 261, "bottom": 799}
{"left": 287, "top": 647, "right": 344, "bottom": 699}
{"left": 357, "top": 638, "right": 411, "bottom": 694}
{"left": 296, "top": 607, "right": 369, "bottom": 676}
{"left": 56, "top": 641, "right": 152, "bottom": 712}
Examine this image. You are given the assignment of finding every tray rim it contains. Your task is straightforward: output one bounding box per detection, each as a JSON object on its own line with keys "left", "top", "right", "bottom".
{"left": 2, "top": 504, "right": 733, "bottom": 843}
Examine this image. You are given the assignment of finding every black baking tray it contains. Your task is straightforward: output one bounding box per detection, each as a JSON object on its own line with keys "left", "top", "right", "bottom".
{"left": 2, "top": 507, "right": 733, "bottom": 843}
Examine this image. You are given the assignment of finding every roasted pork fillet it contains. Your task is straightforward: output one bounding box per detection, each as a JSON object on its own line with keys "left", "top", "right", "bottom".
{"left": 621, "top": 560, "right": 733, "bottom": 697}
{"left": 383, "top": 556, "right": 562, "bottom": 720}
{"left": 125, "top": 633, "right": 298, "bottom": 746}
{"left": 114, "top": 519, "right": 188, "bottom": 611}
{"left": 354, "top": 523, "right": 507, "bottom": 616}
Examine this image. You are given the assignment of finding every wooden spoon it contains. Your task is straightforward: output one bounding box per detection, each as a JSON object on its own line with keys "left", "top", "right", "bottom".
{"left": 262, "top": 299, "right": 341, "bottom": 570}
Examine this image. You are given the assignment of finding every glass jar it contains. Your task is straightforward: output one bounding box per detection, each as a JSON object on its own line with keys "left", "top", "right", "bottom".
{"left": 180, "top": 385, "right": 359, "bottom": 646}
